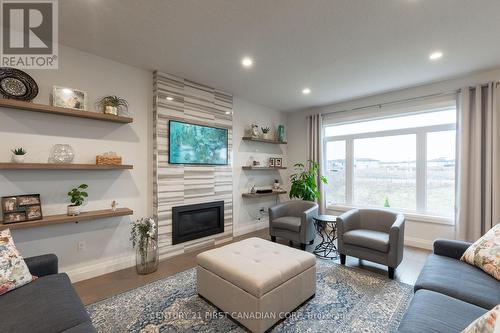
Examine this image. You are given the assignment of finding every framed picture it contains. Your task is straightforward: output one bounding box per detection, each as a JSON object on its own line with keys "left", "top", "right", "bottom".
{"left": 1, "top": 194, "right": 42, "bottom": 224}
{"left": 52, "top": 86, "right": 87, "bottom": 110}
{"left": 269, "top": 157, "right": 275, "bottom": 167}
{"left": 275, "top": 158, "right": 282, "bottom": 167}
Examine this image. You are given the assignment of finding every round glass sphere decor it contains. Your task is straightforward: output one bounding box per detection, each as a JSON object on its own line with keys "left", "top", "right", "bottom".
{"left": 49, "top": 144, "right": 75, "bottom": 164}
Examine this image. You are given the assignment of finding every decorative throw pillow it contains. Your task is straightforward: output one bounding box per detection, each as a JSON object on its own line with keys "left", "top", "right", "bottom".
{"left": 461, "top": 223, "right": 500, "bottom": 280}
{"left": 0, "top": 229, "right": 33, "bottom": 295}
{"left": 462, "top": 305, "right": 499, "bottom": 333}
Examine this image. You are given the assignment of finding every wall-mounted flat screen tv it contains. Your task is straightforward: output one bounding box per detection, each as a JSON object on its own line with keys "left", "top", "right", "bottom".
{"left": 169, "top": 120, "right": 228, "bottom": 165}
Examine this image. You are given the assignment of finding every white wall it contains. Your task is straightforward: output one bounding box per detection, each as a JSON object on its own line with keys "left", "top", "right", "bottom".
{"left": 287, "top": 67, "right": 500, "bottom": 249}
{"left": 0, "top": 45, "right": 152, "bottom": 281}
{"left": 232, "top": 98, "right": 288, "bottom": 236}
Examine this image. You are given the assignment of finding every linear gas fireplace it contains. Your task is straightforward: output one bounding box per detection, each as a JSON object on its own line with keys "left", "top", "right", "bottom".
{"left": 172, "top": 201, "right": 224, "bottom": 245}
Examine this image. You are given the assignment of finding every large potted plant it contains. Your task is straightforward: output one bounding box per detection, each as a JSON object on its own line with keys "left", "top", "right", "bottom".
{"left": 130, "top": 217, "right": 159, "bottom": 275}
{"left": 67, "top": 184, "right": 88, "bottom": 216}
{"left": 289, "top": 160, "right": 328, "bottom": 201}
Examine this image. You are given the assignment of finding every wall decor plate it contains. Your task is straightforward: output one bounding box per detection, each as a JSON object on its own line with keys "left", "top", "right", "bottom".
{"left": 0, "top": 68, "right": 38, "bottom": 101}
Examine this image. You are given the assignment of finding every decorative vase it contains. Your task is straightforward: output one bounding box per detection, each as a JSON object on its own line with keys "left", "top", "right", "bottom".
{"left": 262, "top": 133, "right": 271, "bottom": 140}
{"left": 136, "top": 238, "right": 159, "bottom": 275}
{"left": 104, "top": 105, "right": 118, "bottom": 115}
{"left": 49, "top": 144, "right": 75, "bottom": 164}
{"left": 278, "top": 125, "right": 285, "bottom": 142}
{"left": 67, "top": 205, "right": 81, "bottom": 216}
{"left": 11, "top": 154, "right": 25, "bottom": 163}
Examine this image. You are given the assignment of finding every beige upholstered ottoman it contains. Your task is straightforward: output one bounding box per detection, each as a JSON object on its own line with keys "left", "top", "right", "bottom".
{"left": 196, "top": 237, "right": 316, "bottom": 333}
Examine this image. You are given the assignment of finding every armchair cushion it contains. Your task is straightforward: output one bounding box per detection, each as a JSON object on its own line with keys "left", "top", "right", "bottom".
{"left": 343, "top": 229, "right": 389, "bottom": 253}
{"left": 272, "top": 217, "right": 301, "bottom": 233}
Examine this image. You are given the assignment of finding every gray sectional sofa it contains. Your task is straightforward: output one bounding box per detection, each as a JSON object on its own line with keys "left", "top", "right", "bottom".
{"left": 0, "top": 254, "right": 96, "bottom": 333}
{"left": 398, "top": 239, "right": 500, "bottom": 333}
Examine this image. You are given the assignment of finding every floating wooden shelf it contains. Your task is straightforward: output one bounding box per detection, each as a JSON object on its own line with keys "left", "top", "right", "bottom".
{"left": 242, "top": 191, "right": 287, "bottom": 198}
{"left": 0, "top": 99, "right": 133, "bottom": 124}
{"left": 242, "top": 166, "right": 287, "bottom": 170}
{"left": 242, "top": 136, "right": 287, "bottom": 144}
{"left": 0, "top": 163, "right": 133, "bottom": 170}
{"left": 0, "top": 208, "right": 133, "bottom": 230}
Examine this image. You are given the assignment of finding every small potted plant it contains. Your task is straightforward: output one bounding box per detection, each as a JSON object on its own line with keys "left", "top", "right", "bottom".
{"left": 131, "top": 217, "right": 159, "bottom": 275}
{"left": 96, "top": 95, "right": 129, "bottom": 116}
{"left": 261, "top": 126, "right": 271, "bottom": 140}
{"left": 67, "top": 184, "right": 88, "bottom": 216}
{"left": 11, "top": 148, "right": 27, "bottom": 163}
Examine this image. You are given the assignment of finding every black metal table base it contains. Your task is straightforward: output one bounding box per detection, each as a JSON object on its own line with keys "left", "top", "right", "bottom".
{"left": 313, "top": 220, "right": 339, "bottom": 260}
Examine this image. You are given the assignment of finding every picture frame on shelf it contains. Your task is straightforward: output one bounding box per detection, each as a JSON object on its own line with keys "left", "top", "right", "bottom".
{"left": 269, "top": 157, "right": 275, "bottom": 167}
{"left": 52, "top": 86, "right": 87, "bottom": 110}
{"left": 1, "top": 194, "right": 42, "bottom": 224}
{"left": 275, "top": 158, "right": 282, "bottom": 167}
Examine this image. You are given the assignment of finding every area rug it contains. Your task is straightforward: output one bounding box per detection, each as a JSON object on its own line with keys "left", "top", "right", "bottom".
{"left": 87, "top": 260, "right": 413, "bottom": 333}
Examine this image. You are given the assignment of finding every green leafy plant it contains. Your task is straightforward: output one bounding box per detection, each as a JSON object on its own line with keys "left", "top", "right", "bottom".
{"left": 261, "top": 126, "right": 271, "bottom": 134}
{"left": 11, "top": 147, "right": 27, "bottom": 155}
{"left": 289, "top": 160, "right": 328, "bottom": 201}
{"left": 96, "top": 95, "right": 129, "bottom": 110}
{"left": 68, "top": 184, "right": 88, "bottom": 206}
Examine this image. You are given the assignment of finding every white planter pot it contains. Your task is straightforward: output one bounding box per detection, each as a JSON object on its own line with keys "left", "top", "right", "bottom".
{"left": 262, "top": 133, "right": 271, "bottom": 140}
{"left": 104, "top": 106, "right": 118, "bottom": 115}
{"left": 11, "top": 154, "right": 26, "bottom": 163}
{"left": 67, "top": 205, "right": 81, "bottom": 216}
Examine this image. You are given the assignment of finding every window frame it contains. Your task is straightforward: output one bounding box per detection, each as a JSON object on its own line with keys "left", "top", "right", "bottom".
{"left": 323, "top": 116, "right": 456, "bottom": 224}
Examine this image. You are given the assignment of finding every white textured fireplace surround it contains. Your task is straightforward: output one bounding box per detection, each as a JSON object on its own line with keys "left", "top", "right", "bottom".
{"left": 153, "top": 72, "right": 234, "bottom": 259}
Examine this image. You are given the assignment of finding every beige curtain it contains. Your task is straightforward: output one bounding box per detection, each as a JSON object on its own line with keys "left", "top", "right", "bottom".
{"left": 307, "top": 114, "right": 325, "bottom": 213}
{"left": 456, "top": 82, "right": 500, "bottom": 241}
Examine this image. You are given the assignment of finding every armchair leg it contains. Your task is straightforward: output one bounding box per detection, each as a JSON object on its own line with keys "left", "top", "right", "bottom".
{"left": 300, "top": 243, "right": 306, "bottom": 250}
{"left": 270, "top": 236, "right": 276, "bottom": 242}
{"left": 388, "top": 267, "right": 395, "bottom": 279}
{"left": 289, "top": 240, "right": 293, "bottom": 247}
{"left": 340, "top": 254, "right": 346, "bottom": 265}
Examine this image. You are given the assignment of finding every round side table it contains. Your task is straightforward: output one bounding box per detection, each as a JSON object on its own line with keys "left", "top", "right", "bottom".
{"left": 312, "top": 215, "right": 338, "bottom": 259}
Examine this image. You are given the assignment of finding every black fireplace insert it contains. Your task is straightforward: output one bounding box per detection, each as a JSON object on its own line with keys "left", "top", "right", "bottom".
{"left": 172, "top": 201, "right": 224, "bottom": 245}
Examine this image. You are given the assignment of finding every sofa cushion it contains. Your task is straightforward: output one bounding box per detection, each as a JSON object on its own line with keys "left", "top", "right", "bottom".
{"left": 272, "top": 216, "right": 301, "bottom": 232}
{"left": 0, "top": 273, "right": 95, "bottom": 333}
{"left": 397, "top": 290, "right": 488, "bottom": 333}
{"left": 463, "top": 304, "right": 500, "bottom": 333}
{"left": 197, "top": 237, "right": 316, "bottom": 297}
{"left": 461, "top": 223, "right": 500, "bottom": 280}
{"left": 0, "top": 229, "right": 34, "bottom": 295}
{"left": 415, "top": 254, "right": 500, "bottom": 309}
{"left": 343, "top": 229, "right": 389, "bottom": 252}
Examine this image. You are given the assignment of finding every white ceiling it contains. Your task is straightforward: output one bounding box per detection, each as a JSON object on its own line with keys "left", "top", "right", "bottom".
{"left": 59, "top": 0, "right": 500, "bottom": 111}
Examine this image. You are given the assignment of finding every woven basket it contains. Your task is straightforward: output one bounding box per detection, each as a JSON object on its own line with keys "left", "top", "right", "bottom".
{"left": 96, "top": 155, "right": 122, "bottom": 166}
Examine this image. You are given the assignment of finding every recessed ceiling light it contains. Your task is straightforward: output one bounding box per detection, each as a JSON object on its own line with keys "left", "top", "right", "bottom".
{"left": 429, "top": 51, "right": 443, "bottom": 60}
{"left": 302, "top": 88, "right": 311, "bottom": 95}
{"left": 166, "top": 96, "right": 173, "bottom": 101}
{"left": 241, "top": 57, "right": 253, "bottom": 68}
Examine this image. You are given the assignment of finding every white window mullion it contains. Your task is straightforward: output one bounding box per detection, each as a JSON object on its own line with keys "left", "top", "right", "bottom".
{"left": 346, "top": 138, "right": 354, "bottom": 205}
{"left": 416, "top": 131, "right": 427, "bottom": 213}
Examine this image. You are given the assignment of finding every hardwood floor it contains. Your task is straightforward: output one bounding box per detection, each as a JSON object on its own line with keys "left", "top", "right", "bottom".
{"left": 74, "top": 228, "right": 430, "bottom": 305}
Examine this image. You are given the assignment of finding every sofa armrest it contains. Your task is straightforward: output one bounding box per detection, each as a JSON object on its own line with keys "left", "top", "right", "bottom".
{"left": 388, "top": 214, "right": 405, "bottom": 268}
{"left": 25, "top": 254, "right": 58, "bottom": 277}
{"left": 433, "top": 239, "right": 472, "bottom": 260}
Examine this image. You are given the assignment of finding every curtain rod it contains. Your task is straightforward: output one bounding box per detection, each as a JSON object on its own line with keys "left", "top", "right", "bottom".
{"left": 321, "top": 89, "right": 460, "bottom": 117}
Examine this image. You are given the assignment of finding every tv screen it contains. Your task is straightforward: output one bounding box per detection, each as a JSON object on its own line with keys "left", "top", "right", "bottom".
{"left": 169, "top": 120, "right": 228, "bottom": 165}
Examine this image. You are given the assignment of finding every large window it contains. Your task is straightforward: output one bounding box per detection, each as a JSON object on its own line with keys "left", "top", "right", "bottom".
{"left": 324, "top": 108, "right": 456, "bottom": 219}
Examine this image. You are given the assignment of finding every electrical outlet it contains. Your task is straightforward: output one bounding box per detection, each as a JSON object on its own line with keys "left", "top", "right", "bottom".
{"left": 77, "top": 240, "right": 86, "bottom": 252}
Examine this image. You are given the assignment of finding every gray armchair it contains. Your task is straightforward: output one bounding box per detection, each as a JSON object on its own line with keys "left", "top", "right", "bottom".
{"left": 337, "top": 208, "right": 405, "bottom": 279}
{"left": 269, "top": 200, "right": 318, "bottom": 250}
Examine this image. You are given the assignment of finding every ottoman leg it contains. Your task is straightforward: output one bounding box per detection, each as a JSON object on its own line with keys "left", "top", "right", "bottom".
{"left": 300, "top": 243, "right": 306, "bottom": 250}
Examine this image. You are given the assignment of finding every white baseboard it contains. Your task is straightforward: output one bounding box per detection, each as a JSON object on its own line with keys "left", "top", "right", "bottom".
{"left": 405, "top": 237, "right": 433, "bottom": 250}
{"left": 233, "top": 222, "right": 269, "bottom": 237}
{"left": 63, "top": 253, "right": 135, "bottom": 283}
